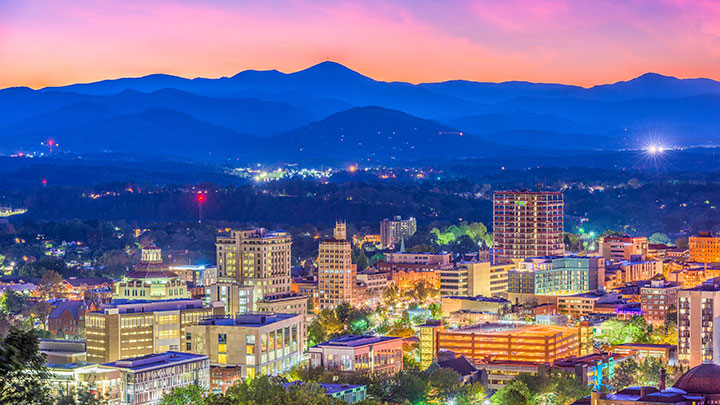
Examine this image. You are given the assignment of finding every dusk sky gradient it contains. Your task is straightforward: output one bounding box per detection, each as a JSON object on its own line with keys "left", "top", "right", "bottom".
{"left": 2, "top": 0, "right": 720, "bottom": 89}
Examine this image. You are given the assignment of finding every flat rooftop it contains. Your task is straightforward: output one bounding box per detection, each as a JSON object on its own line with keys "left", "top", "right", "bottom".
{"left": 197, "top": 313, "right": 300, "bottom": 327}
{"left": 448, "top": 324, "right": 576, "bottom": 338}
{"left": 104, "top": 351, "right": 207, "bottom": 371}
{"left": 314, "top": 335, "right": 404, "bottom": 348}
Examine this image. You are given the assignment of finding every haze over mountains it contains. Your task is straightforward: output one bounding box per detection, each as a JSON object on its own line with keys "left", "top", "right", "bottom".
{"left": 2, "top": 61, "right": 720, "bottom": 162}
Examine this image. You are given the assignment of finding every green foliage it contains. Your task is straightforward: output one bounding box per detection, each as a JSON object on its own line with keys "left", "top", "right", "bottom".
{"left": 428, "top": 302, "right": 442, "bottom": 319}
{"left": 0, "top": 327, "right": 52, "bottom": 404}
{"left": 308, "top": 305, "right": 374, "bottom": 345}
{"left": 430, "top": 222, "right": 492, "bottom": 251}
{"left": 596, "top": 316, "right": 652, "bottom": 345}
{"left": 492, "top": 371, "right": 590, "bottom": 405}
{"left": 648, "top": 232, "right": 672, "bottom": 245}
{"left": 425, "top": 368, "right": 461, "bottom": 403}
{"left": 1, "top": 289, "right": 26, "bottom": 315}
{"left": 17, "top": 256, "right": 68, "bottom": 278}
{"left": 222, "top": 376, "right": 335, "bottom": 405}
{"left": 408, "top": 244, "right": 434, "bottom": 253}
{"left": 55, "top": 386, "right": 105, "bottom": 405}
{"left": 492, "top": 379, "right": 531, "bottom": 405}
{"left": 610, "top": 359, "right": 639, "bottom": 390}
{"left": 159, "top": 385, "right": 206, "bottom": 405}
{"left": 356, "top": 249, "right": 369, "bottom": 270}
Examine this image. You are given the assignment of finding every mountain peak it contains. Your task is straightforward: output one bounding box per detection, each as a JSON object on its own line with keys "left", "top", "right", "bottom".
{"left": 292, "top": 61, "right": 373, "bottom": 82}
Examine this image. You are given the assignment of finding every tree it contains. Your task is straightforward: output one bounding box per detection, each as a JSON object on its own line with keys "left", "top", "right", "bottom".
{"left": 409, "top": 244, "right": 433, "bottom": 253}
{"left": 649, "top": 232, "right": 672, "bottom": 245}
{"left": 426, "top": 368, "right": 461, "bottom": 403}
{"left": 610, "top": 359, "right": 639, "bottom": 390}
{"left": 492, "top": 379, "right": 531, "bottom": 405}
{"left": 308, "top": 321, "right": 327, "bottom": 346}
{"left": 0, "top": 327, "right": 52, "bottom": 404}
{"left": 160, "top": 385, "right": 206, "bottom": 405}
{"left": 356, "top": 249, "right": 369, "bottom": 270}
{"left": 456, "top": 382, "right": 487, "bottom": 405}
{"left": 1, "top": 289, "right": 26, "bottom": 315}
{"left": 37, "top": 270, "right": 66, "bottom": 299}
{"left": 428, "top": 302, "right": 442, "bottom": 319}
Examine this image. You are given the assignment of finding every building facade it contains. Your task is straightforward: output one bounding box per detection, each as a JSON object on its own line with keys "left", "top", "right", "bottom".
{"left": 86, "top": 299, "right": 223, "bottom": 364}
{"left": 309, "top": 335, "right": 404, "bottom": 375}
{"left": 435, "top": 324, "right": 582, "bottom": 364}
{"left": 440, "top": 261, "right": 515, "bottom": 297}
{"left": 600, "top": 236, "right": 648, "bottom": 261}
{"left": 689, "top": 232, "right": 720, "bottom": 263}
{"left": 380, "top": 216, "right": 417, "bottom": 248}
{"left": 678, "top": 277, "right": 720, "bottom": 367}
{"left": 103, "top": 351, "right": 209, "bottom": 405}
{"left": 493, "top": 190, "right": 564, "bottom": 260}
{"left": 507, "top": 256, "right": 604, "bottom": 296}
{"left": 215, "top": 228, "right": 293, "bottom": 303}
{"left": 113, "top": 245, "right": 190, "bottom": 301}
{"left": 206, "top": 281, "right": 254, "bottom": 316}
{"left": 318, "top": 222, "right": 356, "bottom": 310}
{"left": 640, "top": 279, "right": 680, "bottom": 325}
{"left": 185, "top": 313, "right": 305, "bottom": 380}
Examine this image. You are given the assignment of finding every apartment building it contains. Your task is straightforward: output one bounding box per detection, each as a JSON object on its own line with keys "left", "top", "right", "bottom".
{"left": 493, "top": 190, "right": 564, "bottom": 260}
{"left": 678, "top": 277, "right": 720, "bottom": 367}
{"left": 640, "top": 279, "right": 680, "bottom": 325}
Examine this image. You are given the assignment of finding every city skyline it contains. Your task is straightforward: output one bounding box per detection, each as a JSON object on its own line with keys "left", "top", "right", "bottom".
{"left": 2, "top": 0, "right": 720, "bottom": 89}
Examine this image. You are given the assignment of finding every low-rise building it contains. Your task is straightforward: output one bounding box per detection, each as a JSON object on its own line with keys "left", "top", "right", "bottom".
{"left": 612, "top": 343, "right": 677, "bottom": 365}
{"left": 440, "top": 295, "right": 511, "bottom": 318}
{"left": 508, "top": 256, "right": 605, "bottom": 296}
{"left": 284, "top": 382, "right": 368, "bottom": 404}
{"left": 600, "top": 236, "right": 648, "bottom": 261}
{"left": 210, "top": 365, "right": 242, "bottom": 394}
{"left": 48, "top": 300, "right": 98, "bottom": 338}
{"left": 104, "top": 351, "right": 210, "bottom": 405}
{"left": 435, "top": 324, "right": 584, "bottom": 364}
{"left": 556, "top": 292, "right": 623, "bottom": 318}
{"left": 40, "top": 339, "right": 87, "bottom": 364}
{"left": 47, "top": 362, "right": 123, "bottom": 404}
{"left": 185, "top": 313, "right": 305, "bottom": 380}
{"left": 309, "top": 335, "right": 404, "bottom": 375}
{"left": 440, "top": 260, "right": 515, "bottom": 297}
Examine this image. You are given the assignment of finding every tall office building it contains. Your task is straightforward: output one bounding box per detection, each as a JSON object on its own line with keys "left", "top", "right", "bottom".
{"left": 678, "top": 277, "right": 720, "bottom": 367}
{"left": 493, "top": 190, "right": 564, "bottom": 260}
{"left": 215, "top": 228, "right": 292, "bottom": 304}
{"left": 318, "top": 222, "right": 356, "bottom": 310}
{"left": 380, "top": 216, "right": 417, "bottom": 248}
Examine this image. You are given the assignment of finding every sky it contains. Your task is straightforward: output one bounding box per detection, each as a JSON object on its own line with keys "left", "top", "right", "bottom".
{"left": 1, "top": 0, "right": 719, "bottom": 89}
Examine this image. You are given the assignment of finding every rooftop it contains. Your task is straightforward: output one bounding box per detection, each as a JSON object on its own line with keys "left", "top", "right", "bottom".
{"left": 313, "top": 335, "right": 404, "bottom": 348}
{"left": 104, "top": 351, "right": 207, "bottom": 371}
{"left": 442, "top": 295, "right": 510, "bottom": 304}
{"left": 197, "top": 313, "right": 300, "bottom": 327}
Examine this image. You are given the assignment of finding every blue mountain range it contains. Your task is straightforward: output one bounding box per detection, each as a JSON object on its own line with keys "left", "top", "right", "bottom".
{"left": 2, "top": 61, "right": 719, "bottom": 161}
